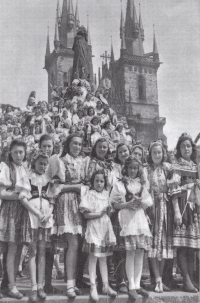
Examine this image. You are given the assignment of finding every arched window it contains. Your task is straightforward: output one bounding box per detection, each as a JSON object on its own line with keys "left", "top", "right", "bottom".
{"left": 138, "top": 74, "right": 146, "bottom": 101}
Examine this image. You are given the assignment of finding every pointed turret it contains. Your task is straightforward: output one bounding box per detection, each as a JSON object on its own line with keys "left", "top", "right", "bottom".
{"left": 153, "top": 25, "right": 159, "bottom": 62}
{"left": 60, "top": 0, "right": 68, "bottom": 48}
{"left": 120, "top": 2, "right": 124, "bottom": 39}
{"left": 110, "top": 38, "right": 114, "bottom": 63}
{"left": 57, "top": 0, "right": 61, "bottom": 28}
{"left": 67, "top": 0, "right": 75, "bottom": 29}
{"left": 87, "top": 15, "right": 92, "bottom": 46}
{"left": 45, "top": 26, "right": 50, "bottom": 69}
{"left": 54, "top": 19, "right": 60, "bottom": 49}
{"left": 75, "top": 1, "right": 80, "bottom": 30}
{"left": 60, "top": 0, "right": 76, "bottom": 49}
{"left": 125, "top": 0, "right": 144, "bottom": 56}
{"left": 45, "top": 26, "right": 50, "bottom": 57}
{"left": 139, "top": 4, "right": 144, "bottom": 42}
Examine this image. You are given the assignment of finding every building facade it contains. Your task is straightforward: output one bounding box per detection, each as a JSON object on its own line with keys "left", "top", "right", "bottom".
{"left": 103, "top": 0, "right": 166, "bottom": 148}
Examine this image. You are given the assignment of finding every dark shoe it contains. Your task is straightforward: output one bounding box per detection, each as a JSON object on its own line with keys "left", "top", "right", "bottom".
{"left": 119, "top": 282, "right": 128, "bottom": 294}
{"left": 162, "top": 283, "right": 171, "bottom": 292}
{"left": 128, "top": 289, "right": 139, "bottom": 301}
{"left": 74, "top": 286, "right": 84, "bottom": 296}
{"left": 17, "top": 271, "right": 26, "bottom": 278}
{"left": 8, "top": 291, "right": 23, "bottom": 300}
{"left": 183, "top": 275, "right": 198, "bottom": 293}
{"left": 38, "top": 288, "right": 47, "bottom": 299}
{"left": 66, "top": 287, "right": 76, "bottom": 299}
{"left": 136, "top": 288, "right": 149, "bottom": 298}
{"left": 1, "top": 280, "right": 8, "bottom": 291}
{"left": 56, "top": 270, "right": 64, "bottom": 280}
{"left": 44, "top": 284, "right": 60, "bottom": 294}
{"left": 29, "top": 290, "right": 37, "bottom": 302}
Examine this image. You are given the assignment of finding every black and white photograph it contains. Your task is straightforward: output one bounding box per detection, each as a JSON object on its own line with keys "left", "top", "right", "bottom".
{"left": 0, "top": 0, "right": 199, "bottom": 302}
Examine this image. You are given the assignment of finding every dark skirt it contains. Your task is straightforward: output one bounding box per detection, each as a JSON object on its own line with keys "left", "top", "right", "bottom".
{"left": 0, "top": 200, "right": 24, "bottom": 243}
{"left": 21, "top": 210, "right": 52, "bottom": 244}
{"left": 147, "top": 196, "right": 174, "bottom": 259}
{"left": 173, "top": 191, "right": 200, "bottom": 249}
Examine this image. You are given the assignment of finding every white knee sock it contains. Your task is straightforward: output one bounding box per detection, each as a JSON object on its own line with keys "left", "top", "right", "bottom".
{"left": 126, "top": 250, "right": 136, "bottom": 290}
{"left": 67, "top": 279, "right": 75, "bottom": 292}
{"left": 134, "top": 249, "right": 144, "bottom": 289}
{"left": 89, "top": 255, "right": 97, "bottom": 285}
{"left": 99, "top": 257, "right": 109, "bottom": 285}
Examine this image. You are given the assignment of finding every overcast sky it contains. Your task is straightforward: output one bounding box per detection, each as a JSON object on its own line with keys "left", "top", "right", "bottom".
{"left": 0, "top": 0, "right": 199, "bottom": 149}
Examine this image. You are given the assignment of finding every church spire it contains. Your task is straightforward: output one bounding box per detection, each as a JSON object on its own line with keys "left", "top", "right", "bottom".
{"left": 120, "top": 1, "right": 124, "bottom": 39}
{"left": 67, "top": 0, "right": 75, "bottom": 29}
{"left": 87, "top": 15, "right": 92, "bottom": 46}
{"left": 75, "top": 0, "right": 80, "bottom": 30}
{"left": 45, "top": 26, "right": 50, "bottom": 69}
{"left": 57, "top": 0, "right": 61, "bottom": 28}
{"left": 153, "top": 25, "right": 159, "bottom": 62}
{"left": 60, "top": 0, "right": 68, "bottom": 48}
{"left": 110, "top": 37, "right": 115, "bottom": 63}
{"left": 125, "top": 0, "right": 143, "bottom": 56}
{"left": 139, "top": 3, "right": 144, "bottom": 41}
{"left": 153, "top": 25, "right": 158, "bottom": 54}
{"left": 45, "top": 26, "right": 50, "bottom": 57}
{"left": 54, "top": 19, "right": 60, "bottom": 49}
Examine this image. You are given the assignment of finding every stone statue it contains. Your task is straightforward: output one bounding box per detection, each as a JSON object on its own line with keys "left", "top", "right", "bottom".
{"left": 72, "top": 26, "right": 91, "bottom": 82}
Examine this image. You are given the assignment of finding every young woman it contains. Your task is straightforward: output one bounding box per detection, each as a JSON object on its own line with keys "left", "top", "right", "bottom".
{"left": 46, "top": 134, "right": 90, "bottom": 298}
{"left": 147, "top": 141, "right": 175, "bottom": 293}
{"left": 110, "top": 143, "right": 131, "bottom": 293}
{"left": 0, "top": 140, "right": 43, "bottom": 299}
{"left": 110, "top": 156, "right": 153, "bottom": 301}
{"left": 169, "top": 133, "right": 200, "bottom": 292}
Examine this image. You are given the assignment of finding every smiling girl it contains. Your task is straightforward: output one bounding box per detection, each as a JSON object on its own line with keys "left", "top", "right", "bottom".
{"left": 46, "top": 134, "right": 90, "bottom": 298}
{"left": 80, "top": 170, "right": 116, "bottom": 302}
{"left": 147, "top": 141, "right": 175, "bottom": 293}
{"left": 169, "top": 133, "right": 200, "bottom": 292}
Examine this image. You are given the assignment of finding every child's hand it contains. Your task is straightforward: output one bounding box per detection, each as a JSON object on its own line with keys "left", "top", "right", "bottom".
{"left": 126, "top": 198, "right": 141, "bottom": 210}
{"left": 100, "top": 209, "right": 107, "bottom": 217}
{"left": 40, "top": 214, "right": 50, "bottom": 224}
{"left": 174, "top": 211, "right": 182, "bottom": 226}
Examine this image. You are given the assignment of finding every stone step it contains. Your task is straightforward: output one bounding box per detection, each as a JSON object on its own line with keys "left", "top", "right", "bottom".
{"left": 0, "top": 279, "right": 199, "bottom": 303}
{"left": 0, "top": 291, "right": 199, "bottom": 303}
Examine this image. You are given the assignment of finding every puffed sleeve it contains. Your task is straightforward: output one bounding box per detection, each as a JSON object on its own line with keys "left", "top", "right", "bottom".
{"left": 109, "top": 181, "right": 126, "bottom": 205}
{"left": 46, "top": 154, "right": 66, "bottom": 182}
{"left": 141, "top": 187, "right": 153, "bottom": 209}
{"left": 15, "top": 166, "right": 32, "bottom": 200}
{"left": 0, "top": 162, "right": 12, "bottom": 188}
{"left": 167, "top": 163, "right": 182, "bottom": 198}
{"left": 79, "top": 186, "right": 91, "bottom": 213}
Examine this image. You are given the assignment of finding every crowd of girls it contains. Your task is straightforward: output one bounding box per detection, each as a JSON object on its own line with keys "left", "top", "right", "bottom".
{"left": 0, "top": 132, "right": 199, "bottom": 303}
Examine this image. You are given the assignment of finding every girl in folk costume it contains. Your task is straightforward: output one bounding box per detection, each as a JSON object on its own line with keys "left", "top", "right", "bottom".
{"left": 80, "top": 170, "right": 117, "bottom": 301}
{"left": 110, "top": 156, "right": 153, "bottom": 302}
{"left": 77, "top": 138, "right": 113, "bottom": 290}
{"left": 147, "top": 141, "right": 175, "bottom": 293}
{"left": 46, "top": 134, "right": 90, "bottom": 298}
{"left": 169, "top": 133, "right": 200, "bottom": 292}
{"left": 110, "top": 143, "right": 131, "bottom": 294}
{"left": 21, "top": 150, "right": 55, "bottom": 302}
{"left": 85, "top": 138, "right": 113, "bottom": 187}
{"left": 0, "top": 140, "right": 44, "bottom": 299}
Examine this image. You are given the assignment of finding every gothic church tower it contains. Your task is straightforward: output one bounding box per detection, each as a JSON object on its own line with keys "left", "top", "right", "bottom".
{"left": 108, "top": 0, "right": 166, "bottom": 147}
{"left": 44, "top": 0, "right": 93, "bottom": 102}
